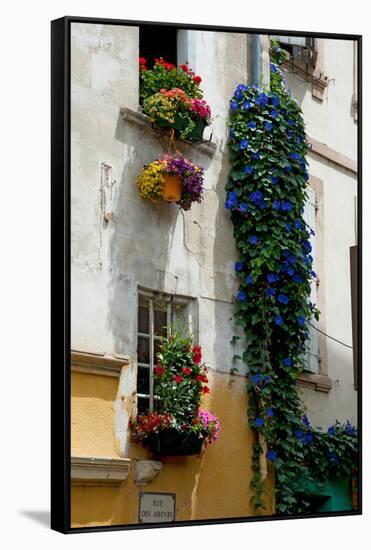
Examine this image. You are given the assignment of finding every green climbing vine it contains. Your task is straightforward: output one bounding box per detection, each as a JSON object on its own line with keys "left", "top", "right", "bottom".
{"left": 226, "top": 40, "right": 358, "bottom": 515}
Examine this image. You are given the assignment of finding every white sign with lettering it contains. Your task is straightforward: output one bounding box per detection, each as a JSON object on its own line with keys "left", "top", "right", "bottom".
{"left": 139, "top": 492, "right": 176, "bottom": 523}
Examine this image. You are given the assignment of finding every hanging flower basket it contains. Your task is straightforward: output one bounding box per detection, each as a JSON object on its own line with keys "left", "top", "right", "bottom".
{"left": 137, "top": 152, "right": 204, "bottom": 211}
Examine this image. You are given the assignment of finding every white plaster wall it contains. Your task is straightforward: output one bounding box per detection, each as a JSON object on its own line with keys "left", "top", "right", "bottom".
{"left": 285, "top": 39, "right": 357, "bottom": 161}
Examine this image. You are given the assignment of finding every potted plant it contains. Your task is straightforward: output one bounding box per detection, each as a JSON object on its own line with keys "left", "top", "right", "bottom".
{"left": 137, "top": 152, "right": 205, "bottom": 211}
{"left": 139, "top": 58, "right": 211, "bottom": 142}
{"left": 129, "top": 332, "right": 220, "bottom": 456}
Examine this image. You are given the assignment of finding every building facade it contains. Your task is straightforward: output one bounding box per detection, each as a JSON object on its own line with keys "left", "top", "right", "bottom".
{"left": 70, "top": 23, "right": 357, "bottom": 527}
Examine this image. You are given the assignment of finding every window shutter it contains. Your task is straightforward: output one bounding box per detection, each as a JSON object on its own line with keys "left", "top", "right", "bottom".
{"left": 303, "top": 188, "right": 319, "bottom": 373}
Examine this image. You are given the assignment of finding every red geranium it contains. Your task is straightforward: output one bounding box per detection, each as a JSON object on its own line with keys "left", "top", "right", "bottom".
{"left": 202, "top": 386, "right": 210, "bottom": 394}
{"left": 193, "top": 75, "right": 202, "bottom": 84}
{"left": 193, "top": 345, "right": 202, "bottom": 364}
{"left": 197, "top": 373, "right": 208, "bottom": 383}
{"left": 154, "top": 363, "right": 165, "bottom": 376}
{"left": 183, "top": 367, "right": 192, "bottom": 376}
{"left": 175, "top": 375, "right": 183, "bottom": 384}
{"left": 180, "top": 64, "right": 189, "bottom": 72}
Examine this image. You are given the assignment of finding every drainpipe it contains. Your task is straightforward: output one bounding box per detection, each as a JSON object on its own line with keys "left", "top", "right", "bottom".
{"left": 252, "top": 34, "right": 261, "bottom": 88}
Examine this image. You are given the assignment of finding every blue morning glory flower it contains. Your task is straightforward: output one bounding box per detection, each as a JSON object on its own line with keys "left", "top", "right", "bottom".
{"left": 237, "top": 290, "right": 247, "bottom": 302}
{"left": 230, "top": 99, "right": 239, "bottom": 111}
{"left": 243, "top": 101, "right": 251, "bottom": 110}
{"left": 249, "top": 190, "right": 263, "bottom": 202}
{"left": 310, "top": 271, "right": 317, "bottom": 279}
{"left": 273, "top": 200, "right": 280, "bottom": 210}
{"left": 345, "top": 421, "right": 354, "bottom": 436}
{"left": 265, "top": 287, "right": 276, "bottom": 297}
{"left": 283, "top": 164, "right": 292, "bottom": 173}
{"left": 277, "top": 294, "right": 289, "bottom": 305}
{"left": 290, "top": 152, "right": 301, "bottom": 161}
{"left": 283, "top": 357, "right": 293, "bottom": 367}
{"left": 303, "top": 432, "right": 313, "bottom": 445}
{"left": 302, "top": 414, "right": 310, "bottom": 427}
{"left": 282, "top": 250, "right": 290, "bottom": 258}
{"left": 302, "top": 240, "right": 312, "bottom": 253}
{"left": 294, "top": 220, "right": 303, "bottom": 230}
{"left": 287, "top": 266, "right": 294, "bottom": 276}
{"left": 271, "top": 175, "right": 279, "bottom": 185}
{"left": 248, "top": 121, "right": 256, "bottom": 129}
{"left": 270, "top": 63, "right": 278, "bottom": 74}
{"left": 255, "top": 93, "right": 269, "bottom": 108}
{"left": 295, "top": 429, "right": 304, "bottom": 440}
{"left": 274, "top": 315, "right": 283, "bottom": 326}
{"left": 271, "top": 95, "right": 280, "bottom": 107}
{"left": 304, "top": 172, "right": 309, "bottom": 181}
{"left": 229, "top": 128, "right": 235, "bottom": 140}
{"left": 249, "top": 236, "right": 259, "bottom": 245}
{"left": 293, "top": 273, "right": 303, "bottom": 283}
{"left": 254, "top": 417, "right": 265, "bottom": 428}
{"left": 264, "top": 375, "right": 272, "bottom": 384}
{"left": 271, "top": 109, "right": 279, "bottom": 119}
{"left": 251, "top": 373, "right": 262, "bottom": 385}
{"left": 287, "top": 255, "right": 297, "bottom": 265}
{"left": 235, "top": 262, "right": 244, "bottom": 272}
{"left": 244, "top": 165, "right": 254, "bottom": 174}
{"left": 225, "top": 191, "right": 238, "bottom": 209}
{"left": 264, "top": 122, "right": 273, "bottom": 131}
{"left": 266, "top": 449, "right": 277, "bottom": 461}
{"left": 288, "top": 119, "right": 295, "bottom": 126}
{"left": 285, "top": 223, "right": 292, "bottom": 232}
{"left": 239, "top": 203, "right": 249, "bottom": 213}
{"left": 251, "top": 152, "right": 260, "bottom": 160}
{"left": 281, "top": 201, "right": 293, "bottom": 212}
{"left": 225, "top": 199, "right": 234, "bottom": 209}
{"left": 239, "top": 139, "right": 250, "bottom": 150}
{"left": 267, "top": 273, "right": 279, "bottom": 283}
{"left": 246, "top": 275, "right": 254, "bottom": 285}
{"left": 297, "top": 316, "right": 305, "bottom": 326}
{"left": 267, "top": 408, "right": 274, "bottom": 417}
{"left": 257, "top": 200, "right": 266, "bottom": 209}
{"left": 328, "top": 426, "right": 336, "bottom": 436}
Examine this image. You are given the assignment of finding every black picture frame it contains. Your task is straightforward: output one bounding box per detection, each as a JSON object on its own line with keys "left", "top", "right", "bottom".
{"left": 51, "top": 15, "right": 362, "bottom": 534}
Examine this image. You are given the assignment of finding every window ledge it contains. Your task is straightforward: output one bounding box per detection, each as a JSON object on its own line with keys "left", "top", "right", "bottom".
{"left": 71, "top": 456, "right": 131, "bottom": 486}
{"left": 120, "top": 107, "right": 217, "bottom": 158}
{"left": 71, "top": 350, "right": 130, "bottom": 378}
{"left": 297, "top": 372, "right": 332, "bottom": 393}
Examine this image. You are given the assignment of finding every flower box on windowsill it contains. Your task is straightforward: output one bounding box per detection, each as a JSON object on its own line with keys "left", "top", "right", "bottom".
{"left": 120, "top": 107, "right": 217, "bottom": 157}
{"left": 148, "top": 428, "right": 204, "bottom": 456}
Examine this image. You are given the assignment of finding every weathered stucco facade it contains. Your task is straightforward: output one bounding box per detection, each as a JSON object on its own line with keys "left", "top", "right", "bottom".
{"left": 70, "top": 23, "right": 357, "bottom": 527}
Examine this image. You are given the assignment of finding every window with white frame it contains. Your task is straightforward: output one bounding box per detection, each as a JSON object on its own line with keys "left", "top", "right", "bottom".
{"left": 136, "top": 289, "right": 197, "bottom": 414}
{"left": 303, "top": 187, "right": 319, "bottom": 373}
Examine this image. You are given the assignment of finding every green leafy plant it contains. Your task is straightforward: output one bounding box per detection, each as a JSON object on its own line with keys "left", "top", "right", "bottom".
{"left": 226, "top": 39, "right": 358, "bottom": 514}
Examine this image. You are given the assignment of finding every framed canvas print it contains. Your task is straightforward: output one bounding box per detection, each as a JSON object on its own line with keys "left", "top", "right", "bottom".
{"left": 51, "top": 16, "right": 362, "bottom": 533}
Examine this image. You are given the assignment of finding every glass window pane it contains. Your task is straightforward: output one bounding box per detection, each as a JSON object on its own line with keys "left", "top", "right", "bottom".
{"left": 154, "top": 339, "right": 163, "bottom": 363}
{"left": 137, "top": 366, "right": 150, "bottom": 395}
{"left": 171, "top": 303, "right": 187, "bottom": 335}
{"left": 137, "top": 396, "right": 150, "bottom": 415}
{"left": 154, "top": 307, "right": 167, "bottom": 336}
{"left": 137, "top": 336, "right": 150, "bottom": 364}
{"left": 138, "top": 304, "right": 149, "bottom": 334}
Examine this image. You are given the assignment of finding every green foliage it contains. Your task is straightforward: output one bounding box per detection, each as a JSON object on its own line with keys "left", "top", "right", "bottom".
{"left": 226, "top": 39, "right": 358, "bottom": 515}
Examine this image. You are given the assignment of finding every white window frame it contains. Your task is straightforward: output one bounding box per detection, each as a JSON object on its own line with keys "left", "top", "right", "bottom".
{"left": 136, "top": 288, "right": 197, "bottom": 413}
{"left": 303, "top": 187, "right": 319, "bottom": 373}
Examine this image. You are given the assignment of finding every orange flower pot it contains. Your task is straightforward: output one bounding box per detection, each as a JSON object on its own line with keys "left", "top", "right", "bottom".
{"left": 162, "top": 174, "right": 182, "bottom": 202}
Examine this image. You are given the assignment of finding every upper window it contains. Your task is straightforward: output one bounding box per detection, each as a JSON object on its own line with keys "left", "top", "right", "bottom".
{"left": 139, "top": 25, "right": 178, "bottom": 69}
{"left": 136, "top": 288, "right": 197, "bottom": 414}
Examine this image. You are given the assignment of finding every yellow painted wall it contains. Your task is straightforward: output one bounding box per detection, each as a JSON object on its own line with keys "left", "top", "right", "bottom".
{"left": 71, "top": 370, "right": 275, "bottom": 527}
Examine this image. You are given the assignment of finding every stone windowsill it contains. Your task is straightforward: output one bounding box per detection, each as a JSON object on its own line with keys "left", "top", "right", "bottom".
{"left": 120, "top": 107, "right": 217, "bottom": 158}
{"left": 297, "top": 372, "right": 332, "bottom": 393}
{"left": 71, "top": 456, "right": 131, "bottom": 486}
{"left": 71, "top": 350, "right": 130, "bottom": 378}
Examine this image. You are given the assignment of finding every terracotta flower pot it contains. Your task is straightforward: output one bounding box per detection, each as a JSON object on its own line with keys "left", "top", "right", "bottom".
{"left": 162, "top": 174, "right": 182, "bottom": 202}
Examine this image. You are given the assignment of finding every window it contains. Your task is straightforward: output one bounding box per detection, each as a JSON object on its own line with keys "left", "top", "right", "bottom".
{"left": 139, "top": 25, "right": 178, "bottom": 69}
{"left": 136, "top": 289, "right": 197, "bottom": 414}
{"left": 303, "top": 187, "right": 319, "bottom": 373}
